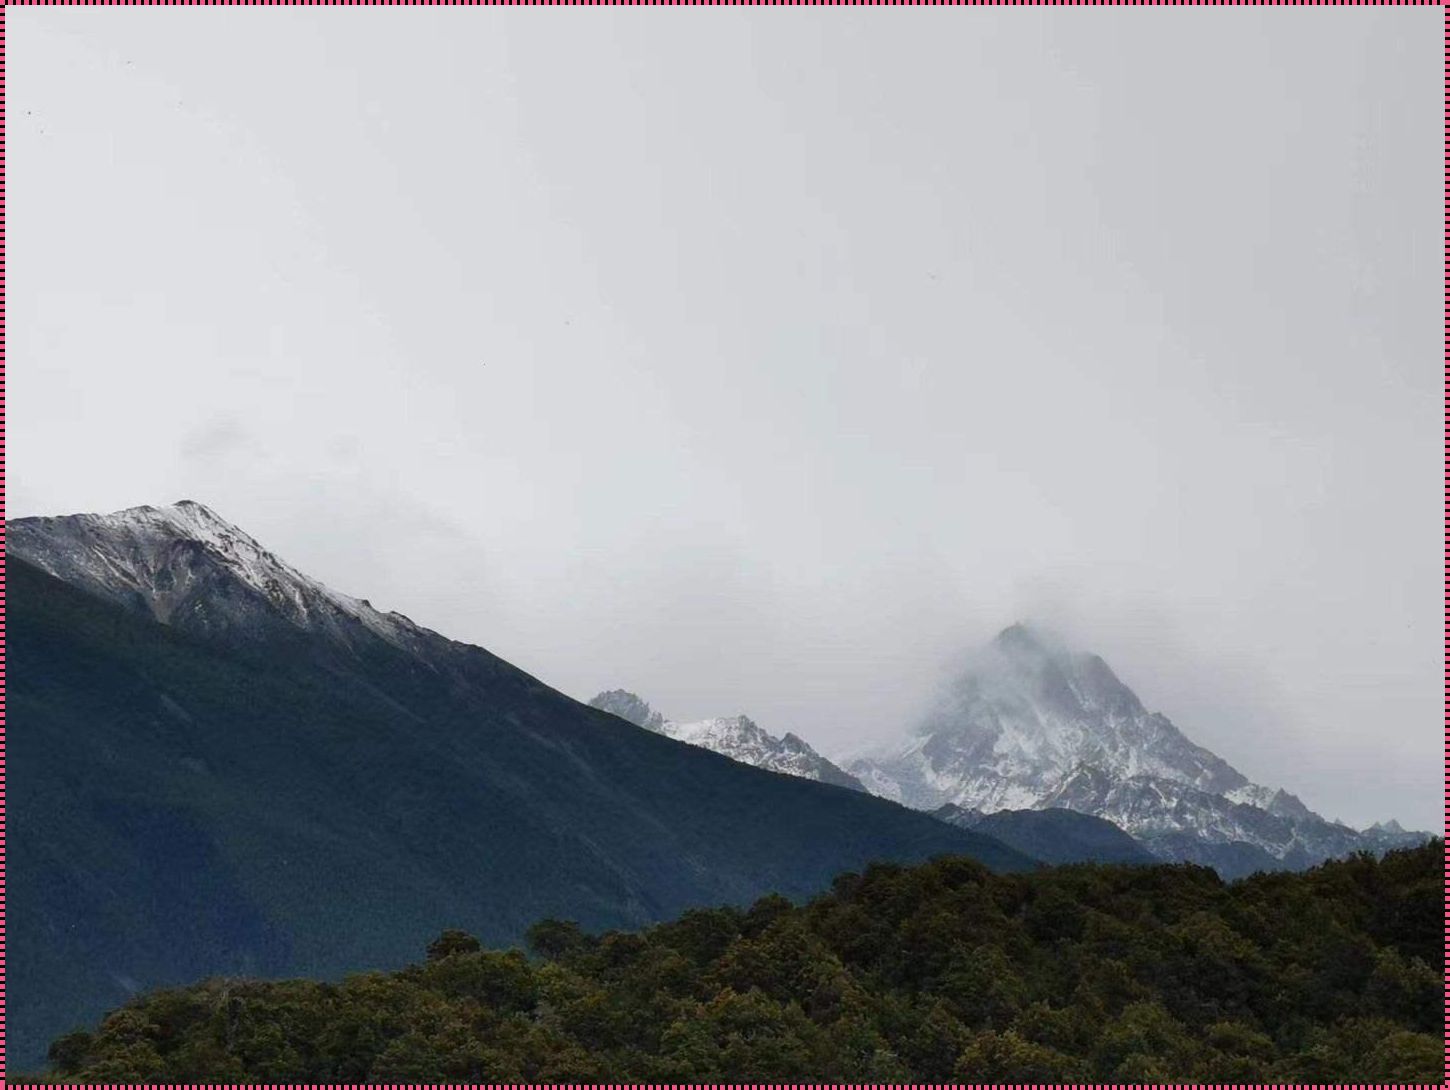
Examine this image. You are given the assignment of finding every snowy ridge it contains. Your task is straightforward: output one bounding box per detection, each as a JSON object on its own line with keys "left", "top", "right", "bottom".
{"left": 849, "top": 623, "right": 1430, "bottom": 870}
{"left": 8, "top": 501, "right": 433, "bottom": 656}
{"left": 588, "top": 691, "right": 866, "bottom": 792}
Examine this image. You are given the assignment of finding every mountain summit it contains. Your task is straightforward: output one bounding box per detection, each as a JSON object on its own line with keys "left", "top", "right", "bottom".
{"left": 850, "top": 624, "right": 1429, "bottom": 875}
{"left": 588, "top": 690, "right": 865, "bottom": 792}
{"left": 7, "top": 501, "right": 431, "bottom": 657}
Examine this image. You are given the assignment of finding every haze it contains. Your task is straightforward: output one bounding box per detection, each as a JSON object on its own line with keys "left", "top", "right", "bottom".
{"left": 10, "top": 8, "right": 1441, "bottom": 829}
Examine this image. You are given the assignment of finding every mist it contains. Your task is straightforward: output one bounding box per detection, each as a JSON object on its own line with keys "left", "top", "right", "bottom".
{"left": 10, "top": 7, "right": 1441, "bottom": 830}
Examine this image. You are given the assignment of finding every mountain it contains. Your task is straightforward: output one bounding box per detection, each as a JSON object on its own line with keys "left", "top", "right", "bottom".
{"left": 7, "top": 500, "right": 439, "bottom": 660}
{"left": 588, "top": 690, "right": 866, "bottom": 792}
{"left": 850, "top": 624, "right": 1431, "bottom": 878}
{"left": 7, "top": 502, "right": 1035, "bottom": 1069}
{"left": 933, "top": 804, "right": 1158, "bottom": 867}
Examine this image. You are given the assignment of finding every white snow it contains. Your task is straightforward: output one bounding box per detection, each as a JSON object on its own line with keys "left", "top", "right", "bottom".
{"left": 846, "top": 625, "right": 1396, "bottom": 863}
{"left": 10, "top": 500, "right": 425, "bottom": 653}
{"left": 588, "top": 693, "right": 862, "bottom": 789}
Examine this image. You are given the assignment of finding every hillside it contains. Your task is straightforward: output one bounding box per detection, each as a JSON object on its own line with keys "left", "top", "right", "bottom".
{"left": 7, "top": 519, "right": 1031, "bottom": 1070}
{"left": 34, "top": 841, "right": 1444, "bottom": 1083}
{"left": 934, "top": 804, "right": 1158, "bottom": 866}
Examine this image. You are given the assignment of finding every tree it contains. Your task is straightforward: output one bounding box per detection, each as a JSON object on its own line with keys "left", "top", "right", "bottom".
{"left": 526, "top": 918, "right": 588, "bottom": 961}
{"left": 427, "top": 929, "right": 482, "bottom": 962}
{"left": 955, "top": 1029, "right": 1087, "bottom": 1082}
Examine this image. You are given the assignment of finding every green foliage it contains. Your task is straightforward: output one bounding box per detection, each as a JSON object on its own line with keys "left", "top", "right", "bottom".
{"left": 526, "top": 919, "right": 589, "bottom": 961}
{"left": 35, "top": 841, "right": 1445, "bottom": 1083}
{"left": 426, "top": 929, "right": 483, "bottom": 962}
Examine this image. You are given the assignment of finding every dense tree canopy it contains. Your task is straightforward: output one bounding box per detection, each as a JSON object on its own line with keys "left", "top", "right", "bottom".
{"left": 34, "top": 841, "right": 1444, "bottom": 1083}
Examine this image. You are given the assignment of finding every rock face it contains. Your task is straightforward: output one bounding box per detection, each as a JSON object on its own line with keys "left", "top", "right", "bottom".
{"left": 588, "top": 691, "right": 866, "bottom": 792}
{"left": 6, "top": 502, "right": 1035, "bottom": 1070}
{"left": 590, "top": 689, "right": 667, "bottom": 733}
{"left": 851, "top": 624, "right": 1431, "bottom": 875}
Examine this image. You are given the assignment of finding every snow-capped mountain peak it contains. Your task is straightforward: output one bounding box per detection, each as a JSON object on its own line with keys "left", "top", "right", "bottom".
{"left": 850, "top": 624, "right": 1430, "bottom": 872}
{"left": 8, "top": 501, "right": 425, "bottom": 654}
{"left": 587, "top": 691, "right": 866, "bottom": 792}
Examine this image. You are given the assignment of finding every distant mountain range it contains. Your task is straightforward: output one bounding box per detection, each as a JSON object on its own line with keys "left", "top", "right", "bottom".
{"left": 7, "top": 502, "right": 1033, "bottom": 1069}
{"left": 590, "top": 627, "right": 1431, "bottom": 881}
{"left": 588, "top": 690, "right": 866, "bottom": 792}
{"left": 586, "top": 689, "right": 1182, "bottom": 873}
{"left": 846, "top": 624, "right": 1431, "bottom": 877}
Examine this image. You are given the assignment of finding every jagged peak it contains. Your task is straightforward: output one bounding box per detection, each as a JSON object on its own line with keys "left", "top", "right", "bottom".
{"left": 151, "top": 499, "right": 253, "bottom": 533}
{"left": 588, "top": 690, "right": 666, "bottom": 732}
{"left": 593, "top": 688, "right": 648, "bottom": 705}
{"left": 107, "top": 501, "right": 300, "bottom": 583}
{"left": 164, "top": 499, "right": 244, "bottom": 531}
{"left": 74, "top": 498, "right": 234, "bottom": 526}
{"left": 989, "top": 622, "right": 1081, "bottom": 671}
{"left": 586, "top": 690, "right": 863, "bottom": 791}
{"left": 993, "top": 621, "right": 1048, "bottom": 653}
{"left": 40, "top": 499, "right": 272, "bottom": 561}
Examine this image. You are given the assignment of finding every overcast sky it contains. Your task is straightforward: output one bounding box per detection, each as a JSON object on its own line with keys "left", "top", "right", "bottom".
{"left": 11, "top": 8, "right": 1441, "bottom": 829}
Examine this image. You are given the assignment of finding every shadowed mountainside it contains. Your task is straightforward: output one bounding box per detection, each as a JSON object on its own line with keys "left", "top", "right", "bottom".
{"left": 8, "top": 531, "right": 1031, "bottom": 1069}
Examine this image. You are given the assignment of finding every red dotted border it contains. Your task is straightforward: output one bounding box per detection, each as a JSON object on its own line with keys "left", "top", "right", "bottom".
{"left": 0, "top": 1, "right": 1443, "bottom": 6}
{"left": 1441, "top": 4, "right": 1448, "bottom": 1086}
{"left": 1, "top": 0, "right": 10, "bottom": 1079}
{"left": 0, "top": 2, "right": 1440, "bottom": 1088}
{"left": 0, "top": 1083, "right": 1444, "bottom": 1088}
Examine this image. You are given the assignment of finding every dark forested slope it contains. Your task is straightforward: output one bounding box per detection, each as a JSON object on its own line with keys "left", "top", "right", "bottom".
{"left": 934, "top": 803, "right": 1158, "bottom": 866}
{"left": 35, "top": 841, "right": 1444, "bottom": 1083}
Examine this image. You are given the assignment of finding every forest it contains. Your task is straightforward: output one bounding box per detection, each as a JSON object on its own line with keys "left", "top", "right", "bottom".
{"left": 32, "top": 840, "right": 1444, "bottom": 1083}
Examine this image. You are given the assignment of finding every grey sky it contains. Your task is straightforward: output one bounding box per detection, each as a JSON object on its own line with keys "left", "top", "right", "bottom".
{"left": 11, "top": 9, "right": 1441, "bottom": 829}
